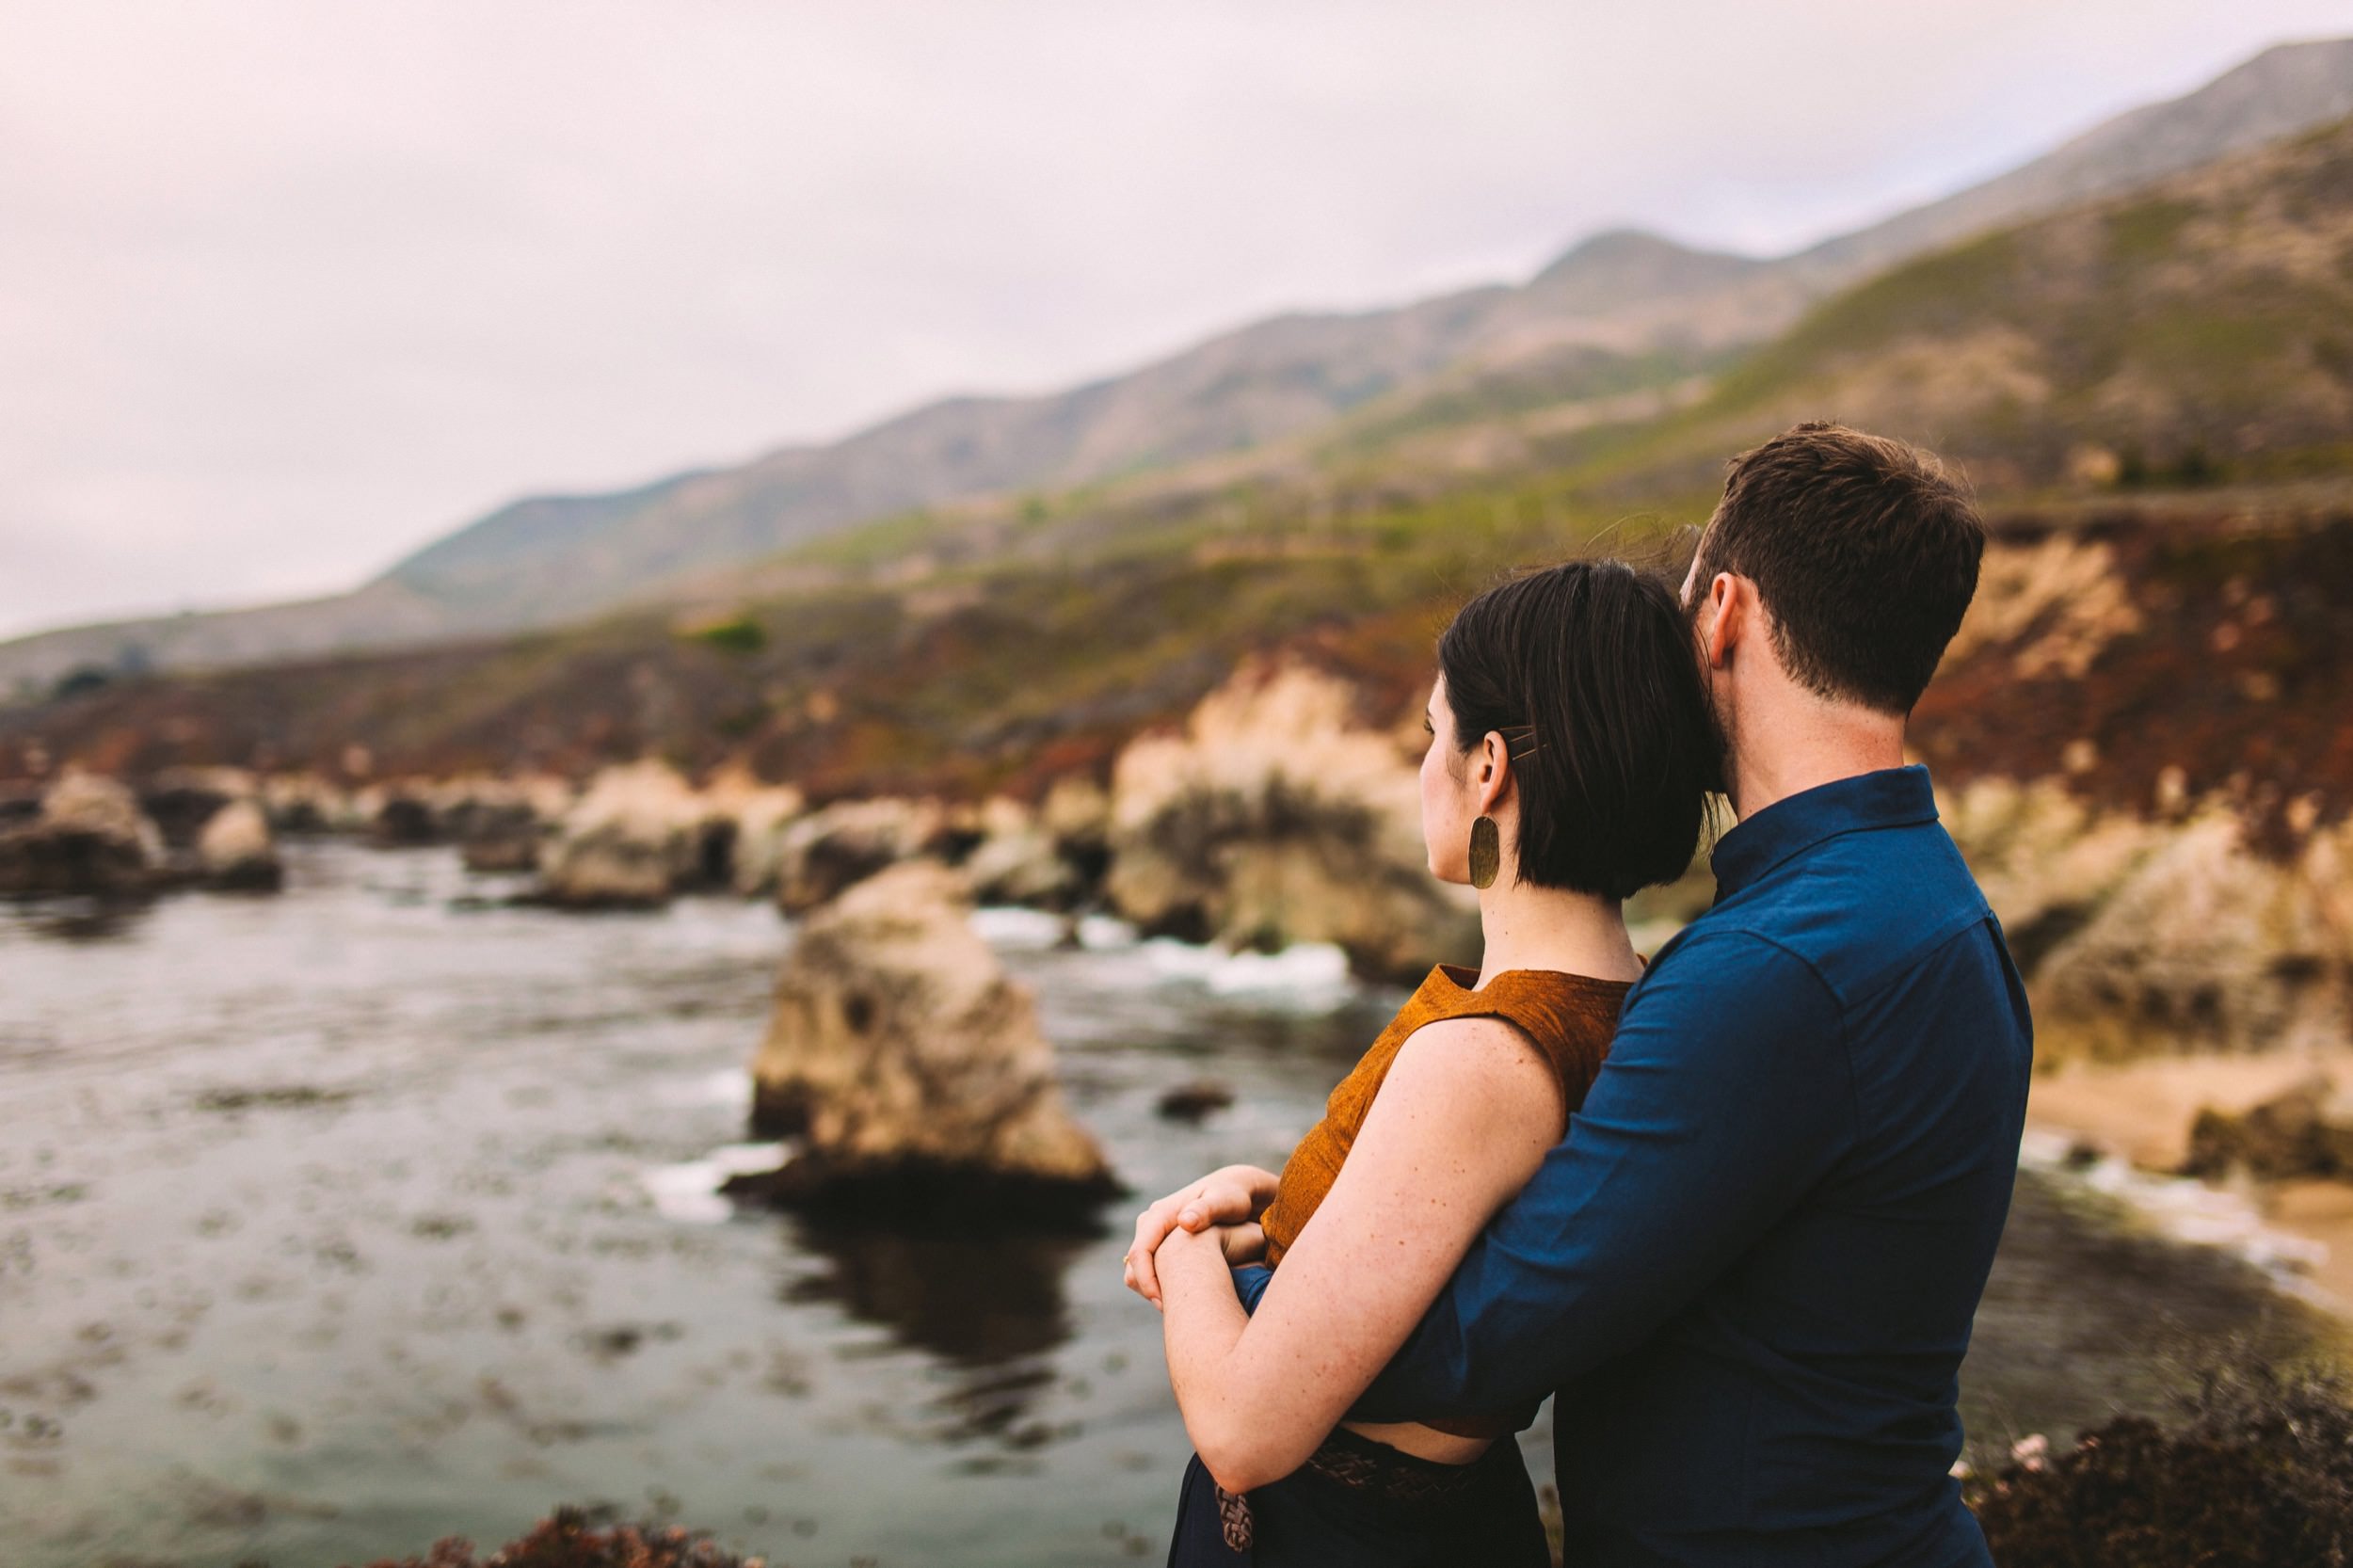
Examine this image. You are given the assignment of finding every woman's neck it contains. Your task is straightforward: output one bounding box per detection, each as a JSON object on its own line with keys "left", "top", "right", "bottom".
{"left": 1471, "top": 879, "right": 1641, "bottom": 987}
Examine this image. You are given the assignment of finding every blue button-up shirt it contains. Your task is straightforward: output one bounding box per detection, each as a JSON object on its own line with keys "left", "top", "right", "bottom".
{"left": 1342, "top": 765, "right": 2033, "bottom": 1565}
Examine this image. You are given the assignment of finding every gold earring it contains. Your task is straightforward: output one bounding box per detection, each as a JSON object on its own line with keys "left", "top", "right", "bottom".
{"left": 1467, "top": 815, "right": 1499, "bottom": 889}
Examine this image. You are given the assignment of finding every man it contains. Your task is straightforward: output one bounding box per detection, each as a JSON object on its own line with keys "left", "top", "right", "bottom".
{"left": 1131, "top": 422, "right": 2032, "bottom": 1565}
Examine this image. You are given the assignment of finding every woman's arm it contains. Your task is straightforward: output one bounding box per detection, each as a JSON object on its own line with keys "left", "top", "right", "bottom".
{"left": 1156, "top": 1016, "right": 1565, "bottom": 1493}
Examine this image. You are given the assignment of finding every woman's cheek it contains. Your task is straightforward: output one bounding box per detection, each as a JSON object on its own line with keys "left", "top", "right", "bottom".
{"left": 1418, "top": 751, "right": 1446, "bottom": 872}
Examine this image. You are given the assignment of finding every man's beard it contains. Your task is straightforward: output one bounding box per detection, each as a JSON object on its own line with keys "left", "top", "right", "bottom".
{"left": 1698, "top": 692, "right": 1731, "bottom": 799}
{"left": 1685, "top": 593, "right": 1732, "bottom": 799}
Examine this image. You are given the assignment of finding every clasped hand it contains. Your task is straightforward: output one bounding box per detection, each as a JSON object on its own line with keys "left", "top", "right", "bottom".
{"left": 1120, "top": 1162, "right": 1280, "bottom": 1308}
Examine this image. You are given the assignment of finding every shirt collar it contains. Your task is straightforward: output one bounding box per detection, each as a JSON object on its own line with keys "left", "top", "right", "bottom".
{"left": 1710, "top": 763, "right": 1940, "bottom": 898}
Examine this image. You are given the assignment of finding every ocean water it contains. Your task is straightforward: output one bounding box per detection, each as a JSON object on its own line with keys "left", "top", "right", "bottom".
{"left": 0, "top": 841, "right": 2332, "bottom": 1567}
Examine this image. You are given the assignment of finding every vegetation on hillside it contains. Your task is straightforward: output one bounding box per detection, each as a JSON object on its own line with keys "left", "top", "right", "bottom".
{"left": 5, "top": 117, "right": 2352, "bottom": 840}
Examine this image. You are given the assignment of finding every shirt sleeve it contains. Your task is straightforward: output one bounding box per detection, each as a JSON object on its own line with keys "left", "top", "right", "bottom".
{"left": 1348, "top": 928, "right": 1854, "bottom": 1423}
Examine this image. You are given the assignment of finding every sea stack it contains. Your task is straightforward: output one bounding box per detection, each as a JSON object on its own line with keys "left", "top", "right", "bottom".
{"left": 734, "top": 858, "right": 1119, "bottom": 1228}
{"left": 0, "top": 771, "right": 166, "bottom": 896}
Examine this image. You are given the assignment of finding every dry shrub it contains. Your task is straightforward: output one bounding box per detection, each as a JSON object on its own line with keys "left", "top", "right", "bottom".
{"left": 1967, "top": 1361, "right": 2353, "bottom": 1567}
{"left": 339, "top": 1504, "right": 756, "bottom": 1568}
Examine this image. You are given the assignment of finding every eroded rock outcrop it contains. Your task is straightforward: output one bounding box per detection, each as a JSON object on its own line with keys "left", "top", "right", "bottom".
{"left": 0, "top": 772, "right": 167, "bottom": 895}
{"left": 424, "top": 775, "right": 564, "bottom": 872}
{"left": 712, "top": 769, "right": 808, "bottom": 897}
{"left": 1941, "top": 778, "right": 2353, "bottom": 1060}
{"left": 2181, "top": 1077, "right": 2353, "bottom": 1182}
{"left": 1104, "top": 654, "right": 1479, "bottom": 984}
{"left": 258, "top": 773, "right": 361, "bottom": 834}
{"left": 140, "top": 765, "right": 260, "bottom": 850}
{"left": 195, "top": 798, "right": 282, "bottom": 890}
{"left": 735, "top": 859, "right": 1117, "bottom": 1226}
{"left": 770, "top": 796, "right": 950, "bottom": 915}
{"left": 954, "top": 781, "right": 1112, "bottom": 910}
{"left": 534, "top": 761, "right": 728, "bottom": 907}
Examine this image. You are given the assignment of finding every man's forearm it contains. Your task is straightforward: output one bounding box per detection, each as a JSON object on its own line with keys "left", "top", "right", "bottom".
{"left": 1346, "top": 1265, "right": 1480, "bottom": 1421}
{"left": 1344, "top": 932, "right": 1852, "bottom": 1421}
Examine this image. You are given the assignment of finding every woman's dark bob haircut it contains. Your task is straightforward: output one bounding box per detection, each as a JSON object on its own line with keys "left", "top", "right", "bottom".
{"left": 1437, "top": 556, "right": 1717, "bottom": 901}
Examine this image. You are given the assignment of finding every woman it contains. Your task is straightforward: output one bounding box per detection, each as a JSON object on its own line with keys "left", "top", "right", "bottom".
{"left": 1124, "top": 556, "right": 1717, "bottom": 1566}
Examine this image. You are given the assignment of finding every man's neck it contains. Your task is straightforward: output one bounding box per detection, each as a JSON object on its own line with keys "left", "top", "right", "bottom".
{"left": 1725, "top": 701, "right": 1909, "bottom": 824}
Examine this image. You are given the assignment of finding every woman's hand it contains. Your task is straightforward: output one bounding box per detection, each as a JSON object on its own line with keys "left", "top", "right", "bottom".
{"left": 1151, "top": 1016, "right": 1567, "bottom": 1492}
{"left": 1122, "top": 1163, "right": 1279, "bottom": 1306}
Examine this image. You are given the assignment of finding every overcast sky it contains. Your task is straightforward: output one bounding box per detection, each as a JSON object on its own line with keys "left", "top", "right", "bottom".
{"left": 3, "top": 1, "right": 2347, "bottom": 639}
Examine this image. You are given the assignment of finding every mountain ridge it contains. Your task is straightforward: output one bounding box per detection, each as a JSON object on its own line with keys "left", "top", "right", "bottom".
{"left": 6, "top": 36, "right": 2349, "bottom": 695}
{"left": 7, "top": 104, "right": 2353, "bottom": 809}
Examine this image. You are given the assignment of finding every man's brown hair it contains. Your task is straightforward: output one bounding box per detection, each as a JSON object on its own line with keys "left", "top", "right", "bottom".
{"left": 1690, "top": 421, "right": 1984, "bottom": 714}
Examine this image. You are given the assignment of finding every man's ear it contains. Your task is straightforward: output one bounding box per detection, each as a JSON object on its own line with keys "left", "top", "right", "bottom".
{"left": 1700, "top": 572, "right": 1745, "bottom": 672}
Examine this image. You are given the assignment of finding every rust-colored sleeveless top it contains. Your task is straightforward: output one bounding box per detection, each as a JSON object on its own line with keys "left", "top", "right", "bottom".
{"left": 1256, "top": 960, "right": 1632, "bottom": 1439}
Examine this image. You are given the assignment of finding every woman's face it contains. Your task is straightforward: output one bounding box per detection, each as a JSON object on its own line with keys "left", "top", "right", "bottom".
{"left": 1419, "top": 672, "right": 1472, "bottom": 883}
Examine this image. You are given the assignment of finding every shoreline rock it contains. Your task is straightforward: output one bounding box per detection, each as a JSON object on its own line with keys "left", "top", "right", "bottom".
{"left": 139, "top": 764, "right": 258, "bottom": 850}
{"left": 1103, "top": 653, "right": 1480, "bottom": 985}
{"left": 0, "top": 771, "right": 166, "bottom": 896}
{"left": 1155, "top": 1078, "right": 1236, "bottom": 1124}
{"left": 770, "top": 795, "right": 950, "bottom": 915}
{"left": 532, "top": 761, "right": 718, "bottom": 908}
{"left": 2181, "top": 1077, "right": 2353, "bottom": 1186}
{"left": 1943, "top": 778, "right": 2353, "bottom": 1062}
{"left": 742, "top": 859, "right": 1119, "bottom": 1228}
{"left": 195, "top": 797, "right": 282, "bottom": 890}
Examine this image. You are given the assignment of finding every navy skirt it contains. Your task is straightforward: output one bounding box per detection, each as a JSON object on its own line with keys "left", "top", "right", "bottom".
{"left": 1165, "top": 1425, "right": 1551, "bottom": 1567}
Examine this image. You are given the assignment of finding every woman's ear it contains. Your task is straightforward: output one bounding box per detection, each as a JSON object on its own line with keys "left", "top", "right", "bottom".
{"left": 1476, "top": 730, "right": 1513, "bottom": 815}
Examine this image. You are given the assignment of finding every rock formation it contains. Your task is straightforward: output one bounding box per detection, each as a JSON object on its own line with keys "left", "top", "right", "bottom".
{"left": 711, "top": 769, "right": 808, "bottom": 897}
{"left": 1155, "top": 1079, "right": 1236, "bottom": 1124}
{"left": 139, "top": 765, "right": 259, "bottom": 850}
{"left": 1104, "top": 653, "right": 1480, "bottom": 984}
{"left": 195, "top": 798, "right": 283, "bottom": 890}
{"left": 735, "top": 859, "right": 1118, "bottom": 1226}
{"left": 2180, "top": 1077, "right": 2353, "bottom": 1182}
{"left": 956, "top": 784, "right": 1112, "bottom": 910}
{"left": 1942, "top": 777, "right": 2353, "bottom": 1060}
{"left": 534, "top": 761, "right": 722, "bottom": 908}
{"left": 770, "top": 796, "right": 950, "bottom": 915}
{"left": 258, "top": 773, "right": 361, "bottom": 834}
{"left": 0, "top": 771, "right": 166, "bottom": 895}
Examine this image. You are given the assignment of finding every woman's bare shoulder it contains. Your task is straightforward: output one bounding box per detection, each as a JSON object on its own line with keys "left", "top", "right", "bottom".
{"left": 1392, "top": 1013, "right": 1560, "bottom": 1083}
{"left": 1377, "top": 1015, "right": 1564, "bottom": 1136}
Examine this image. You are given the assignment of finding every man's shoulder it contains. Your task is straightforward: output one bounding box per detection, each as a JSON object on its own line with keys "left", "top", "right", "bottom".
{"left": 1674, "top": 818, "right": 1995, "bottom": 1007}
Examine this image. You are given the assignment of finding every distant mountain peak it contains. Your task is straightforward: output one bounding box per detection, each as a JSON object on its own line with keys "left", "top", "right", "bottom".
{"left": 1524, "top": 227, "right": 1768, "bottom": 320}
{"left": 8, "top": 36, "right": 2350, "bottom": 692}
{"left": 1533, "top": 226, "right": 1757, "bottom": 281}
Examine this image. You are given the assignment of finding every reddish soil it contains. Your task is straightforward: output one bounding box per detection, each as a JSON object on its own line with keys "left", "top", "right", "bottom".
{"left": 3, "top": 504, "right": 2346, "bottom": 842}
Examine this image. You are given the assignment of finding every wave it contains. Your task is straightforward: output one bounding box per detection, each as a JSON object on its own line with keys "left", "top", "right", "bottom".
{"left": 2020, "top": 1128, "right": 2330, "bottom": 1302}
{"left": 641, "top": 1140, "right": 789, "bottom": 1224}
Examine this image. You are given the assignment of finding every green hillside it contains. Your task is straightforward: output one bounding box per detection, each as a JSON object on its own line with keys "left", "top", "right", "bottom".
{"left": 7, "top": 112, "right": 2353, "bottom": 824}
{"left": 6, "top": 40, "right": 2351, "bottom": 700}
{"left": 1577, "top": 113, "right": 2353, "bottom": 501}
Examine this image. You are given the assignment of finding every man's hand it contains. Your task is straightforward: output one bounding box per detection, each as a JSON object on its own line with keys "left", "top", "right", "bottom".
{"left": 1215, "top": 1222, "right": 1267, "bottom": 1267}
{"left": 1121, "top": 1163, "right": 1278, "bottom": 1306}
